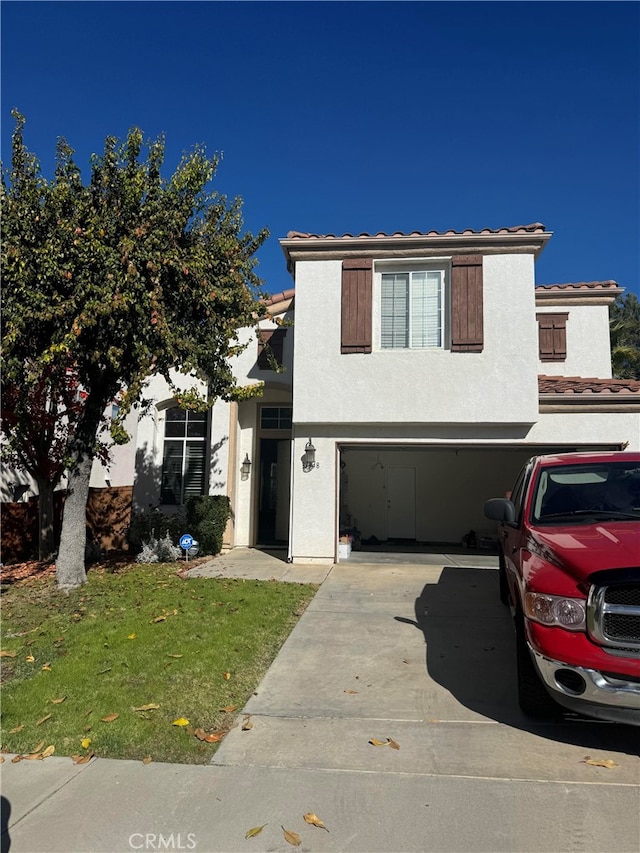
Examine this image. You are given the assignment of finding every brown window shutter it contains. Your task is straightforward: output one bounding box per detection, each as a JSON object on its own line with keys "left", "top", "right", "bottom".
{"left": 257, "top": 328, "right": 286, "bottom": 369}
{"left": 341, "top": 259, "right": 372, "bottom": 354}
{"left": 451, "top": 255, "right": 483, "bottom": 352}
{"left": 536, "top": 313, "right": 568, "bottom": 362}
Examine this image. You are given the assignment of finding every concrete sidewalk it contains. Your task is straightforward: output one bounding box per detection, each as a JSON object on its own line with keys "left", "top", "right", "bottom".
{"left": 2, "top": 554, "right": 639, "bottom": 853}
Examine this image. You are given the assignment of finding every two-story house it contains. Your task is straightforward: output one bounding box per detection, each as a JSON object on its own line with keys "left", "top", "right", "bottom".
{"left": 5, "top": 223, "right": 639, "bottom": 564}
{"left": 273, "top": 223, "right": 639, "bottom": 562}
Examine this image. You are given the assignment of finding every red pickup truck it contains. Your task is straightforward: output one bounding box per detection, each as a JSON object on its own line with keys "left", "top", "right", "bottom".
{"left": 484, "top": 451, "right": 640, "bottom": 725}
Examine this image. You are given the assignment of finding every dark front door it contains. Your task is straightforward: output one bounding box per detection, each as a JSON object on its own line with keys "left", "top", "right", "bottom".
{"left": 257, "top": 438, "right": 290, "bottom": 545}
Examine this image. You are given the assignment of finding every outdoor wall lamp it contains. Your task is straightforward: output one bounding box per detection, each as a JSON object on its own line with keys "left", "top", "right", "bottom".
{"left": 240, "top": 453, "right": 252, "bottom": 480}
{"left": 302, "top": 439, "right": 317, "bottom": 472}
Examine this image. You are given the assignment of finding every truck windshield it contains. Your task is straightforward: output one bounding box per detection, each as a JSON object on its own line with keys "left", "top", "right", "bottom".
{"left": 531, "top": 460, "right": 640, "bottom": 524}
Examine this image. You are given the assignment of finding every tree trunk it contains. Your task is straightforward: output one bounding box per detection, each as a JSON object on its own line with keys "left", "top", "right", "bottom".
{"left": 36, "top": 478, "right": 57, "bottom": 562}
{"left": 56, "top": 393, "right": 105, "bottom": 591}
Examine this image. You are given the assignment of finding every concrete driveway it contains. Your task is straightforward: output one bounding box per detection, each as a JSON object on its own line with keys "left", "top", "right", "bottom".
{"left": 3, "top": 555, "right": 639, "bottom": 853}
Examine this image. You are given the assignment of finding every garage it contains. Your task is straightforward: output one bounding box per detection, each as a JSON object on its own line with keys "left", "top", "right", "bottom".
{"left": 337, "top": 442, "right": 622, "bottom": 552}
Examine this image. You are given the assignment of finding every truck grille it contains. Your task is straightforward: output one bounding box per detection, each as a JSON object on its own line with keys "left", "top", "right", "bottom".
{"left": 588, "top": 582, "right": 640, "bottom": 652}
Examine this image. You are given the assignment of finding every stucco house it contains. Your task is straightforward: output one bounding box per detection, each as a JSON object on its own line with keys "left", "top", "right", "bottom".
{"left": 5, "top": 222, "right": 640, "bottom": 563}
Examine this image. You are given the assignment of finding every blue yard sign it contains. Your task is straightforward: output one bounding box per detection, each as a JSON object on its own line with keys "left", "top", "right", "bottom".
{"left": 179, "top": 534, "right": 194, "bottom": 551}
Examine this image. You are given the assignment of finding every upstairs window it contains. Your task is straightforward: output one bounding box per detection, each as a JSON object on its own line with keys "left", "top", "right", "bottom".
{"left": 537, "top": 313, "right": 568, "bottom": 362}
{"left": 257, "top": 328, "right": 286, "bottom": 370}
{"left": 381, "top": 270, "right": 444, "bottom": 349}
{"left": 341, "top": 255, "right": 483, "bottom": 355}
{"left": 160, "top": 408, "right": 208, "bottom": 505}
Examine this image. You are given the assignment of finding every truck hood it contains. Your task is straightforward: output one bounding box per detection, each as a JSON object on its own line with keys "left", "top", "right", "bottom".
{"left": 530, "top": 522, "right": 640, "bottom": 582}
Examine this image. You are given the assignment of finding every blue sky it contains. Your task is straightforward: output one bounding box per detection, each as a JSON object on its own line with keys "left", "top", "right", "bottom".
{"left": 2, "top": 1, "right": 639, "bottom": 297}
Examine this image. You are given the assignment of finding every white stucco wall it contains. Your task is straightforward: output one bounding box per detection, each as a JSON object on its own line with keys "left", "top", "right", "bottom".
{"left": 527, "top": 411, "right": 639, "bottom": 449}
{"left": 292, "top": 254, "right": 540, "bottom": 425}
{"left": 3, "top": 401, "right": 141, "bottom": 502}
{"left": 131, "top": 371, "right": 210, "bottom": 510}
{"left": 126, "top": 311, "right": 293, "bottom": 532}
{"left": 231, "top": 312, "right": 294, "bottom": 389}
{"left": 536, "top": 303, "right": 613, "bottom": 377}
{"left": 89, "top": 405, "right": 140, "bottom": 488}
{"left": 288, "top": 432, "right": 338, "bottom": 562}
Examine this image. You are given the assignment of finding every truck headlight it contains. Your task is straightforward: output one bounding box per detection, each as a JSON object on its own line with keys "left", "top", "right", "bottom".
{"left": 524, "top": 593, "right": 586, "bottom": 631}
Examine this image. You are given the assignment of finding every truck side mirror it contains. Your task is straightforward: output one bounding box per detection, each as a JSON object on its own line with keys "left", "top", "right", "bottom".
{"left": 484, "top": 498, "right": 516, "bottom": 524}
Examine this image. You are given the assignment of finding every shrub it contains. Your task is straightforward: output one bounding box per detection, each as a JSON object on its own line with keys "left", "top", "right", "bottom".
{"left": 186, "top": 495, "right": 231, "bottom": 556}
{"left": 127, "top": 506, "right": 186, "bottom": 554}
{"left": 136, "top": 533, "right": 182, "bottom": 564}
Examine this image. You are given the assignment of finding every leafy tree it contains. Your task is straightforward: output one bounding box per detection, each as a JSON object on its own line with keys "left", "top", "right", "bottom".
{"left": 0, "top": 364, "right": 93, "bottom": 561}
{"left": 1, "top": 112, "right": 268, "bottom": 590}
{"left": 610, "top": 292, "right": 640, "bottom": 380}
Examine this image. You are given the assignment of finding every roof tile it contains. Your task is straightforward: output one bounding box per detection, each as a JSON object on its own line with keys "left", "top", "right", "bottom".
{"left": 285, "top": 223, "right": 547, "bottom": 240}
{"left": 539, "top": 375, "right": 640, "bottom": 395}
{"left": 264, "top": 288, "right": 295, "bottom": 307}
{"left": 536, "top": 281, "right": 620, "bottom": 291}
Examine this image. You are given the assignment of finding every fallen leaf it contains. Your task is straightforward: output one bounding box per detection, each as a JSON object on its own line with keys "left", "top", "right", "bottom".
{"left": 101, "top": 713, "right": 119, "bottom": 723}
{"left": 167, "top": 654, "right": 183, "bottom": 658}
{"left": 241, "top": 715, "right": 253, "bottom": 731}
{"left": 193, "top": 727, "right": 225, "bottom": 743}
{"left": 25, "top": 654, "right": 35, "bottom": 662}
{"left": 23, "top": 752, "right": 43, "bottom": 761}
{"left": 11, "top": 756, "right": 22, "bottom": 764}
{"left": 0, "top": 650, "right": 18, "bottom": 658}
{"left": 304, "top": 813, "right": 329, "bottom": 831}
{"left": 41, "top": 663, "right": 52, "bottom": 671}
{"left": 30, "top": 741, "right": 46, "bottom": 754}
{"left": 245, "top": 824, "right": 267, "bottom": 839}
{"left": 582, "top": 758, "right": 618, "bottom": 769}
{"left": 172, "top": 717, "right": 190, "bottom": 727}
{"left": 133, "top": 703, "right": 160, "bottom": 712}
{"left": 51, "top": 697, "right": 66, "bottom": 704}
{"left": 36, "top": 714, "right": 51, "bottom": 726}
{"left": 128, "top": 633, "right": 137, "bottom": 640}
{"left": 42, "top": 745, "right": 55, "bottom": 758}
{"left": 142, "top": 755, "right": 153, "bottom": 765}
{"left": 203, "top": 732, "right": 225, "bottom": 743}
{"left": 71, "top": 752, "right": 94, "bottom": 764}
{"left": 369, "top": 738, "right": 390, "bottom": 747}
{"left": 223, "top": 671, "right": 231, "bottom": 680}
{"left": 219, "top": 705, "right": 237, "bottom": 713}
{"left": 343, "top": 689, "right": 358, "bottom": 694}
{"left": 152, "top": 615, "right": 167, "bottom": 623}
{"left": 282, "top": 826, "right": 301, "bottom": 847}
{"left": 84, "top": 709, "right": 93, "bottom": 718}
{"left": 0, "top": 756, "right": 4, "bottom": 764}
{"left": 9, "top": 724, "right": 24, "bottom": 734}
{"left": 97, "top": 667, "right": 112, "bottom": 675}
{"left": 81, "top": 738, "right": 92, "bottom": 749}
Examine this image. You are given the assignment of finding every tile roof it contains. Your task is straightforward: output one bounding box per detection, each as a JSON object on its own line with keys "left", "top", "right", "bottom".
{"left": 264, "top": 288, "right": 295, "bottom": 307}
{"left": 539, "top": 375, "right": 640, "bottom": 395}
{"left": 285, "top": 223, "right": 547, "bottom": 240}
{"left": 536, "top": 281, "right": 620, "bottom": 292}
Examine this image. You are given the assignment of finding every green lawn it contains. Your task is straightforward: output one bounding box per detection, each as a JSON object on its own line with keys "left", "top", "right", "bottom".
{"left": 0, "top": 562, "right": 317, "bottom": 764}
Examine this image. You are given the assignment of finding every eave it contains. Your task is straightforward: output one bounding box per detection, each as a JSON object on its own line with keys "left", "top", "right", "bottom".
{"left": 535, "top": 282, "right": 623, "bottom": 306}
{"left": 280, "top": 224, "right": 552, "bottom": 274}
